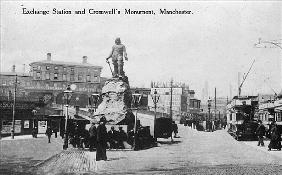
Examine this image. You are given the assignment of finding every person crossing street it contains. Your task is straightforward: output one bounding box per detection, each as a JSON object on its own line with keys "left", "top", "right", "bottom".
{"left": 256, "top": 120, "right": 265, "bottom": 147}
{"left": 45, "top": 126, "right": 52, "bottom": 143}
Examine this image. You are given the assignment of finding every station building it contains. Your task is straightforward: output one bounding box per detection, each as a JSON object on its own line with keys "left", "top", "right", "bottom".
{"left": 0, "top": 53, "right": 106, "bottom": 136}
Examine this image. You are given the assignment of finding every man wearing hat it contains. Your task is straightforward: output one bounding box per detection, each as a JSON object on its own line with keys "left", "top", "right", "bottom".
{"left": 108, "top": 126, "right": 118, "bottom": 149}
{"left": 255, "top": 120, "right": 265, "bottom": 146}
{"left": 96, "top": 116, "right": 108, "bottom": 161}
{"left": 117, "top": 126, "right": 127, "bottom": 149}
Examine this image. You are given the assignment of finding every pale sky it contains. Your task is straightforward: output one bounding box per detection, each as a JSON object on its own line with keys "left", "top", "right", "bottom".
{"left": 1, "top": 1, "right": 281, "bottom": 100}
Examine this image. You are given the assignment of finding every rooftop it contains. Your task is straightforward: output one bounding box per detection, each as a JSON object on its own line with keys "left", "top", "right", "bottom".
{"left": 30, "top": 60, "right": 103, "bottom": 69}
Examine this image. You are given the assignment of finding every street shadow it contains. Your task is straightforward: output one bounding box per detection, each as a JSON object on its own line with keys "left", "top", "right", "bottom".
{"left": 157, "top": 140, "right": 182, "bottom": 145}
{"left": 107, "top": 157, "right": 127, "bottom": 161}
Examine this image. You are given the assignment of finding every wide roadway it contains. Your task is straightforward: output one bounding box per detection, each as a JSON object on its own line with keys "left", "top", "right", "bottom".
{"left": 33, "top": 125, "right": 282, "bottom": 175}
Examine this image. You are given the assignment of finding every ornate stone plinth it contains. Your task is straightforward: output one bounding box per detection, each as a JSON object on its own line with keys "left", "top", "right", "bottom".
{"left": 94, "top": 77, "right": 134, "bottom": 128}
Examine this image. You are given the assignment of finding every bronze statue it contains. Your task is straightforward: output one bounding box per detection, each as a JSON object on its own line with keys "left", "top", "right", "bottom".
{"left": 106, "top": 38, "right": 128, "bottom": 78}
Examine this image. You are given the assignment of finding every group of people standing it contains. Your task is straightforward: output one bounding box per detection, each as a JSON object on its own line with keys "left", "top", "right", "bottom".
{"left": 78, "top": 116, "right": 131, "bottom": 161}
{"left": 256, "top": 120, "right": 281, "bottom": 151}
{"left": 81, "top": 116, "right": 108, "bottom": 161}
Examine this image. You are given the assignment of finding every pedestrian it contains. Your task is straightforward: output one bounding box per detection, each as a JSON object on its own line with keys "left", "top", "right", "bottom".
{"left": 73, "top": 125, "right": 80, "bottom": 148}
{"left": 108, "top": 126, "right": 118, "bottom": 149}
{"left": 53, "top": 128, "right": 58, "bottom": 138}
{"left": 45, "top": 126, "right": 52, "bottom": 143}
{"left": 89, "top": 121, "right": 97, "bottom": 152}
{"left": 172, "top": 121, "right": 178, "bottom": 138}
{"left": 256, "top": 120, "right": 265, "bottom": 146}
{"left": 268, "top": 121, "right": 281, "bottom": 151}
{"left": 96, "top": 116, "right": 108, "bottom": 161}
{"left": 80, "top": 128, "right": 89, "bottom": 149}
{"left": 117, "top": 127, "right": 127, "bottom": 149}
{"left": 32, "top": 126, "right": 38, "bottom": 138}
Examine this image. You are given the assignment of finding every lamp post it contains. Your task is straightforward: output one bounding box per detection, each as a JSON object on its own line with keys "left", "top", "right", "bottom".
{"left": 151, "top": 89, "right": 160, "bottom": 141}
{"left": 32, "top": 109, "right": 37, "bottom": 128}
{"left": 63, "top": 85, "right": 73, "bottom": 150}
{"left": 75, "top": 96, "right": 79, "bottom": 106}
{"left": 91, "top": 92, "right": 100, "bottom": 113}
{"left": 75, "top": 97, "right": 80, "bottom": 116}
{"left": 132, "top": 92, "right": 142, "bottom": 150}
{"left": 208, "top": 97, "right": 212, "bottom": 131}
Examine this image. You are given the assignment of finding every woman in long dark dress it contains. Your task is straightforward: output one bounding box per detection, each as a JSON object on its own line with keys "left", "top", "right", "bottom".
{"left": 96, "top": 117, "right": 108, "bottom": 161}
{"left": 268, "top": 121, "right": 281, "bottom": 151}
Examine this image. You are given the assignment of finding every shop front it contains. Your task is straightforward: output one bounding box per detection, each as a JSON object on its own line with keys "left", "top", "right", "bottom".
{"left": 0, "top": 100, "right": 44, "bottom": 137}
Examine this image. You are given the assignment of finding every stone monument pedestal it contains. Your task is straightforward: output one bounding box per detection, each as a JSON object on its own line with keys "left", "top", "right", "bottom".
{"left": 93, "top": 77, "right": 134, "bottom": 130}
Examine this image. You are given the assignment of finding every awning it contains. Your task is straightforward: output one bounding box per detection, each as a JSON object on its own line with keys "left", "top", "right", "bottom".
{"left": 274, "top": 106, "right": 282, "bottom": 112}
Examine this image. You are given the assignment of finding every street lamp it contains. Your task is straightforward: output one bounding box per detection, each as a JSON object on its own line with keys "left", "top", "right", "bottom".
{"left": 63, "top": 85, "right": 73, "bottom": 150}
{"left": 32, "top": 109, "right": 37, "bottom": 128}
{"left": 132, "top": 92, "right": 142, "bottom": 150}
{"left": 75, "top": 96, "right": 79, "bottom": 106}
{"left": 91, "top": 92, "right": 100, "bottom": 113}
{"left": 151, "top": 89, "right": 160, "bottom": 141}
{"left": 207, "top": 97, "right": 212, "bottom": 131}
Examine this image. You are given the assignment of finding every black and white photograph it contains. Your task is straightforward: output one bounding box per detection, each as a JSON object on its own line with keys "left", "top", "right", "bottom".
{"left": 0, "top": 0, "right": 282, "bottom": 174}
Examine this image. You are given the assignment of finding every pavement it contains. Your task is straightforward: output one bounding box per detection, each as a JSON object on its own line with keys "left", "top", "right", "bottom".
{"left": 1, "top": 126, "right": 282, "bottom": 175}
{"left": 243, "top": 140, "right": 282, "bottom": 160}
{"left": 36, "top": 126, "right": 282, "bottom": 174}
{"left": 0, "top": 134, "right": 64, "bottom": 174}
{"left": 1, "top": 134, "right": 47, "bottom": 141}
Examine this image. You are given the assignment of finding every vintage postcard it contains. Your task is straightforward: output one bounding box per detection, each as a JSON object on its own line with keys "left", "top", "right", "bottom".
{"left": 0, "top": 1, "right": 282, "bottom": 174}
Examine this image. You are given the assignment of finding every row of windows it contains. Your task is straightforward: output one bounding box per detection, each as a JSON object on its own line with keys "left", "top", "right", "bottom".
{"left": 32, "top": 65, "right": 97, "bottom": 73}
{"left": 33, "top": 65, "right": 75, "bottom": 72}
{"left": 35, "top": 72, "right": 97, "bottom": 82}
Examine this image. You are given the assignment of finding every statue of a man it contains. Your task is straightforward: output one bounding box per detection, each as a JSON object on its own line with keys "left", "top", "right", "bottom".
{"left": 106, "top": 38, "right": 128, "bottom": 78}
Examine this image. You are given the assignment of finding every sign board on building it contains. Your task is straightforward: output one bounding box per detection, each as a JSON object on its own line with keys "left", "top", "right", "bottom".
{"left": 38, "top": 121, "right": 47, "bottom": 133}
{"left": 24, "top": 120, "right": 30, "bottom": 128}
{"left": 1, "top": 120, "right": 21, "bottom": 134}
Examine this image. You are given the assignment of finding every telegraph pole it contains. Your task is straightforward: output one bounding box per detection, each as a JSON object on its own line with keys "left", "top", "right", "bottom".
{"left": 215, "top": 87, "right": 217, "bottom": 120}
{"left": 11, "top": 74, "right": 17, "bottom": 139}
{"left": 170, "top": 79, "right": 173, "bottom": 119}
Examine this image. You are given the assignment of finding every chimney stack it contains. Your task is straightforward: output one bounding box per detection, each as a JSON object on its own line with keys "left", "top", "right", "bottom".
{"left": 12, "top": 65, "right": 16, "bottom": 73}
{"left": 47, "top": 53, "right": 51, "bottom": 61}
{"left": 82, "top": 56, "right": 87, "bottom": 64}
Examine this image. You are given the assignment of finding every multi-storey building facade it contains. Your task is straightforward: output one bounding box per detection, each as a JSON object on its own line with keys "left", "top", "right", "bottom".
{"left": 29, "top": 53, "right": 103, "bottom": 103}
{"left": 147, "top": 87, "right": 201, "bottom": 121}
{"left": 0, "top": 53, "right": 106, "bottom": 136}
{"left": 0, "top": 53, "right": 105, "bottom": 107}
